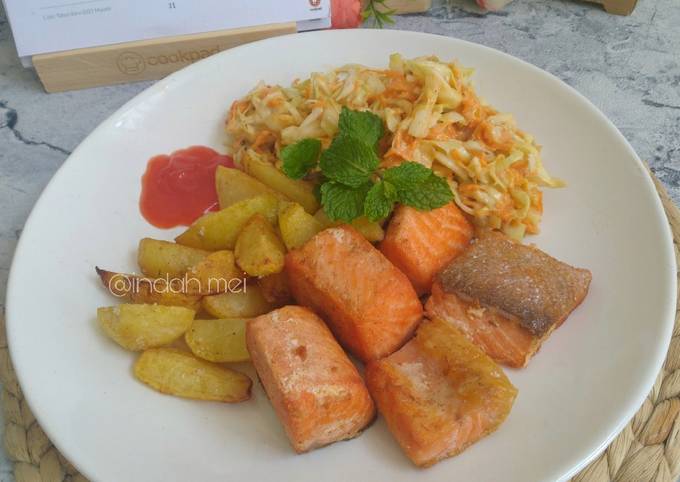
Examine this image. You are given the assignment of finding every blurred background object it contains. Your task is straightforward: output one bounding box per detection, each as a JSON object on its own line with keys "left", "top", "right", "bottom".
{"left": 578, "top": 0, "right": 638, "bottom": 15}
{"left": 476, "top": 0, "right": 515, "bottom": 11}
{"left": 1, "top": 0, "right": 638, "bottom": 92}
{"left": 475, "top": 0, "right": 637, "bottom": 14}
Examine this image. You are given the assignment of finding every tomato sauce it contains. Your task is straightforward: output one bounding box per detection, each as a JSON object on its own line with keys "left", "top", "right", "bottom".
{"left": 140, "top": 145, "right": 235, "bottom": 228}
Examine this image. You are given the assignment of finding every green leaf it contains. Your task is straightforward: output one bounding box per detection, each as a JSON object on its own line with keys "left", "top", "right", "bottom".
{"left": 376, "top": 9, "right": 396, "bottom": 26}
{"left": 361, "top": 0, "right": 396, "bottom": 28}
{"left": 397, "top": 173, "right": 454, "bottom": 211}
{"left": 319, "top": 135, "right": 379, "bottom": 188}
{"left": 383, "top": 180, "right": 398, "bottom": 201}
{"left": 383, "top": 161, "right": 433, "bottom": 189}
{"left": 281, "top": 138, "right": 322, "bottom": 179}
{"left": 364, "top": 181, "right": 395, "bottom": 221}
{"left": 338, "top": 107, "right": 384, "bottom": 149}
{"left": 320, "top": 181, "right": 371, "bottom": 222}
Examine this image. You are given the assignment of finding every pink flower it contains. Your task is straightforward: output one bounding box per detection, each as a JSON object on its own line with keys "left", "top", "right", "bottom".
{"left": 476, "top": 0, "right": 514, "bottom": 11}
{"left": 331, "top": 0, "right": 362, "bottom": 29}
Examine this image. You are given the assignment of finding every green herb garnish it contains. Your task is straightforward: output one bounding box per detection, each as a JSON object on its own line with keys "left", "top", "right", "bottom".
{"left": 280, "top": 107, "right": 453, "bottom": 222}
{"left": 280, "top": 138, "right": 322, "bottom": 179}
{"left": 320, "top": 181, "right": 372, "bottom": 222}
{"left": 364, "top": 181, "right": 395, "bottom": 221}
{"left": 382, "top": 161, "right": 454, "bottom": 211}
{"left": 337, "top": 106, "right": 384, "bottom": 148}
{"left": 319, "top": 135, "right": 380, "bottom": 187}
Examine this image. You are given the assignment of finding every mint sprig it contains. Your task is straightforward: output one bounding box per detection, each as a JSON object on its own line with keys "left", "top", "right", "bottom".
{"left": 279, "top": 108, "right": 454, "bottom": 223}
{"left": 364, "top": 181, "right": 395, "bottom": 221}
{"left": 319, "top": 134, "right": 379, "bottom": 188}
{"left": 383, "top": 161, "right": 433, "bottom": 187}
{"left": 281, "top": 138, "right": 321, "bottom": 179}
{"left": 338, "top": 107, "right": 384, "bottom": 149}
{"left": 383, "top": 162, "right": 453, "bottom": 212}
{"left": 363, "top": 163, "right": 453, "bottom": 221}
{"left": 396, "top": 172, "right": 454, "bottom": 211}
{"left": 321, "top": 182, "right": 372, "bottom": 222}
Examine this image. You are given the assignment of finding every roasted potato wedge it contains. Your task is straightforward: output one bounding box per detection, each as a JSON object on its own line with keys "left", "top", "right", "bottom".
{"left": 175, "top": 194, "right": 278, "bottom": 250}
{"left": 278, "top": 202, "right": 323, "bottom": 250}
{"left": 202, "top": 284, "right": 275, "bottom": 318}
{"left": 96, "top": 268, "right": 201, "bottom": 310}
{"left": 258, "top": 271, "right": 293, "bottom": 305}
{"left": 185, "top": 318, "right": 249, "bottom": 362}
{"left": 137, "top": 238, "right": 209, "bottom": 278}
{"left": 215, "top": 166, "right": 286, "bottom": 209}
{"left": 134, "top": 348, "right": 251, "bottom": 402}
{"left": 234, "top": 214, "right": 286, "bottom": 277}
{"left": 314, "top": 210, "right": 385, "bottom": 243}
{"left": 242, "top": 152, "right": 319, "bottom": 214}
{"left": 165, "top": 334, "right": 193, "bottom": 352}
{"left": 185, "top": 250, "right": 245, "bottom": 295}
{"left": 97, "top": 304, "right": 194, "bottom": 351}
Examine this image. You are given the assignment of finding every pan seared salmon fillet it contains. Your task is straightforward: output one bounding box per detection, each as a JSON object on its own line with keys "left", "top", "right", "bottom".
{"left": 426, "top": 282, "right": 539, "bottom": 368}
{"left": 246, "top": 306, "right": 375, "bottom": 453}
{"left": 366, "top": 317, "right": 517, "bottom": 467}
{"left": 285, "top": 226, "right": 423, "bottom": 362}
{"left": 439, "top": 230, "right": 592, "bottom": 338}
{"left": 379, "top": 203, "right": 473, "bottom": 294}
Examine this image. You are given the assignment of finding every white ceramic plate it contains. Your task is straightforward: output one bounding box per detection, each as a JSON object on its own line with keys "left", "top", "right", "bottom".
{"left": 6, "top": 30, "right": 676, "bottom": 482}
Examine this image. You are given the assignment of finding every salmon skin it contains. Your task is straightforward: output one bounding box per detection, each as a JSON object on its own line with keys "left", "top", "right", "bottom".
{"left": 380, "top": 203, "right": 473, "bottom": 295}
{"left": 426, "top": 281, "right": 539, "bottom": 368}
{"left": 366, "top": 317, "right": 517, "bottom": 467}
{"left": 285, "top": 226, "right": 423, "bottom": 362}
{"left": 438, "top": 230, "right": 592, "bottom": 338}
{"left": 246, "top": 305, "right": 375, "bottom": 453}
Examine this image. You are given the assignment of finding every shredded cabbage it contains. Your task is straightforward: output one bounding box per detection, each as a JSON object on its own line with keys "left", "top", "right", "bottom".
{"left": 225, "top": 54, "right": 564, "bottom": 239}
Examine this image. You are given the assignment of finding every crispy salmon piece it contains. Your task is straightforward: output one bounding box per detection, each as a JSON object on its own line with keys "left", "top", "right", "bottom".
{"left": 426, "top": 282, "right": 538, "bottom": 368}
{"left": 285, "top": 226, "right": 423, "bottom": 362}
{"left": 380, "top": 203, "right": 473, "bottom": 294}
{"left": 366, "top": 317, "right": 517, "bottom": 467}
{"left": 439, "top": 230, "right": 592, "bottom": 337}
{"left": 246, "top": 306, "right": 375, "bottom": 453}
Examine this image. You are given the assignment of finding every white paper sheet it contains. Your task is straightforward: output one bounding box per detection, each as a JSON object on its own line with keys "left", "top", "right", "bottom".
{"left": 2, "top": 0, "right": 330, "bottom": 59}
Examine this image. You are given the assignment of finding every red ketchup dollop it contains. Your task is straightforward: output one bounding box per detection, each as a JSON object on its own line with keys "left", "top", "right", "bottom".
{"left": 140, "top": 145, "right": 235, "bottom": 228}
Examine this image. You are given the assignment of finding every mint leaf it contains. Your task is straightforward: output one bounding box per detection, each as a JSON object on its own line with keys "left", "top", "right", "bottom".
{"left": 320, "top": 181, "right": 371, "bottom": 222}
{"left": 338, "top": 107, "right": 384, "bottom": 149}
{"left": 397, "top": 173, "right": 453, "bottom": 211}
{"left": 383, "top": 161, "right": 432, "bottom": 189}
{"left": 281, "top": 138, "right": 322, "bottom": 179}
{"left": 382, "top": 161, "right": 454, "bottom": 210}
{"left": 364, "top": 181, "right": 395, "bottom": 221}
{"left": 383, "top": 180, "right": 398, "bottom": 201}
{"left": 319, "top": 135, "right": 379, "bottom": 188}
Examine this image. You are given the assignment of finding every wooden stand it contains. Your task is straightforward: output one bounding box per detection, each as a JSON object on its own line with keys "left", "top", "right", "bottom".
{"left": 33, "top": 23, "right": 297, "bottom": 93}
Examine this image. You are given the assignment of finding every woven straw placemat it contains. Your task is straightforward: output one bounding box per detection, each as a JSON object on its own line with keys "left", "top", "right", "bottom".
{"left": 0, "top": 174, "right": 678, "bottom": 482}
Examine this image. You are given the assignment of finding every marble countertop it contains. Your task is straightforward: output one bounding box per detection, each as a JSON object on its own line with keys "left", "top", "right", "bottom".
{"left": 0, "top": 0, "right": 678, "bottom": 480}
